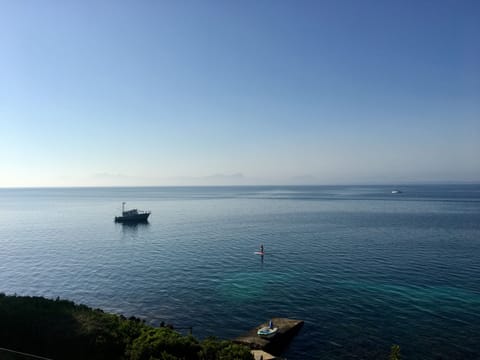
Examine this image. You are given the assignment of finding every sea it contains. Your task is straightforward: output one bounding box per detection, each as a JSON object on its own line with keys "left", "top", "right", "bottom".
{"left": 1, "top": 185, "right": 479, "bottom": 359}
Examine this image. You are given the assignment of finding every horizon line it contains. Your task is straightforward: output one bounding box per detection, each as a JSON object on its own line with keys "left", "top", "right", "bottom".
{"left": 1, "top": 181, "right": 479, "bottom": 190}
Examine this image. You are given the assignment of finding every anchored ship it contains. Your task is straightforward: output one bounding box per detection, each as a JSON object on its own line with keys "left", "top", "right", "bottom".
{"left": 114, "top": 202, "right": 150, "bottom": 223}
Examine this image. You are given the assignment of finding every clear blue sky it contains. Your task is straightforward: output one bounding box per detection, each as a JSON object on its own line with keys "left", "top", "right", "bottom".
{"left": 1, "top": 0, "right": 479, "bottom": 186}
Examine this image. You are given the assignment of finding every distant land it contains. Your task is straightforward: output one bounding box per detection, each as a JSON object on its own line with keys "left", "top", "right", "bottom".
{"left": 1, "top": 174, "right": 479, "bottom": 189}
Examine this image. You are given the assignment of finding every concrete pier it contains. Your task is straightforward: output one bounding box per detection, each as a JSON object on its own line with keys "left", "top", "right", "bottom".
{"left": 234, "top": 318, "right": 304, "bottom": 354}
{"left": 251, "top": 350, "right": 277, "bottom": 360}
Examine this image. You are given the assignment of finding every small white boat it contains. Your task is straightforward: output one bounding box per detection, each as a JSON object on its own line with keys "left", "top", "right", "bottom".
{"left": 391, "top": 190, "right": 402, "bottom": 194}
{"left": 257, "top": 326, "right": 279, "bottom": 338}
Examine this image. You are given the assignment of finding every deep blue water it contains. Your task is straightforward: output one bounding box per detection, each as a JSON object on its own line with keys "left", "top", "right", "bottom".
{"left": 1, "top": 185, "right": 479, "bottom": 359}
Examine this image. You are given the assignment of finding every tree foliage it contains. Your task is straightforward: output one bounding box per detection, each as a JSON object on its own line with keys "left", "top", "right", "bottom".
{"left": 0, "top": 293, "right": 252, "bottom": 360}
{"left": 389, "top": 344, "right": 401, "bottom": 360}
{"left": 199, "top": 337, "right": 253, "bottom": 360}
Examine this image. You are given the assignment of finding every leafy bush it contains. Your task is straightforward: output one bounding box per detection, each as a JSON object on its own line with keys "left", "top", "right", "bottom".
{"left": 0, "top": 294, "right": 252, "bottom": 360}
{"left": 389, "top": 344, "right": 401, "bottom": 360}
{"left": 199, "top": 337, "right": 253, "bottom": 360}
{"left": 130, "top": 328, "right": 201, "bottom": 360}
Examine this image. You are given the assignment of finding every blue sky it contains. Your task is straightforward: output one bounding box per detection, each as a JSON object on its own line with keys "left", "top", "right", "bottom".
{"left": 1, "top": 0, "right": 479, "bottom": 186}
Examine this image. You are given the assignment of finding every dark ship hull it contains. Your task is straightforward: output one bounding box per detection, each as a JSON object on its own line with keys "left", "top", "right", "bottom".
{"left": 115, "top": 203, "right": 151, "bottom": 223}
{"left": 115, "top": 212, "right": 150, "bottom": 223}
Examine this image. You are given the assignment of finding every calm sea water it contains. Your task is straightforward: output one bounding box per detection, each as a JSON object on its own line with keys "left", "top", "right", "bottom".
{"left": 1, "top": 185, "right": 479, "bottom": 359}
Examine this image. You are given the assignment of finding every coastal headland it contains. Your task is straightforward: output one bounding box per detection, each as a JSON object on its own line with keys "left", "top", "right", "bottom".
{"left": 0, "top": 293, "right": 253, "bottom": 360}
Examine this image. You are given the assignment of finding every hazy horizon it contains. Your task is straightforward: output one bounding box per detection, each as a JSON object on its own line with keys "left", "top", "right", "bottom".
{"left": 1, "top": 0, "right": 479, "bottom": 187}
{"left": 1, "top": 179, "right": 479, "bottom": 189}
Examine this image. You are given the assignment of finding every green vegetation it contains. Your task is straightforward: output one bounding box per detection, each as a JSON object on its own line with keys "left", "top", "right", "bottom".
{"left": 389, "top": 344, "right": 401, "bottom": 360}
{"left": 0, "top": 293, "right": 252, "bottom": 360}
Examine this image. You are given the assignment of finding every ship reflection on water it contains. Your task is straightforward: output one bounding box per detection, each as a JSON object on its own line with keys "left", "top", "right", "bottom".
{"left": 119, "top": 221, "right": 150, "bottom": 233}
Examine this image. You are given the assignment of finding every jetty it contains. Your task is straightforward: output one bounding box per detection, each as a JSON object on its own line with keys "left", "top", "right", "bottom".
{"left": 234, "top": 318, "right": 304, "bottom": 356}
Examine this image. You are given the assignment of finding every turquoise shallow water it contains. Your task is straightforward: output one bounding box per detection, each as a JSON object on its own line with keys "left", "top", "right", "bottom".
{"left": 1, "top": 185, "right": 479, "bottom": 359}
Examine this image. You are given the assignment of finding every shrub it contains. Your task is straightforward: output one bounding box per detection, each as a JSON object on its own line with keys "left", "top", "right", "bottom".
{"left": 0, "top": 294, "right": 253, "bottom": 360}
{"left": 389, "top": 344, "right": 401, "bottom": 360}
{"left": 130, "top": 327, "right": 201, "bottom": 360}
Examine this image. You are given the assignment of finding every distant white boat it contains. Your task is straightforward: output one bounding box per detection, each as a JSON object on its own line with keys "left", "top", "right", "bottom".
{"left": 391, "top": 190, "right": 402, "bottom": 194}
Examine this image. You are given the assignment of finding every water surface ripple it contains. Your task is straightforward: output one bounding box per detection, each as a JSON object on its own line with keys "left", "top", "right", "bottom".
{"left": 1, "top": 185, "right": 479, "bottom": 359}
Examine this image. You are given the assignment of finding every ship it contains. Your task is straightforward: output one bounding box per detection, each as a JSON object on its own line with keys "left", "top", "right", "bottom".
{"left": 114, "top": 202, "right": 151, "bottom": 223}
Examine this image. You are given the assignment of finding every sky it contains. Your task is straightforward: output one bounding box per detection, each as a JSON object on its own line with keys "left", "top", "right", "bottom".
{"left": 1, "top": 0, "right": 479, "bottom": 187}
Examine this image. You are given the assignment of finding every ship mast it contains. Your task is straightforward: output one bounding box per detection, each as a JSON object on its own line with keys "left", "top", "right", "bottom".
{"left": 122, "top": 202, "right": 126, "bottom": 214}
